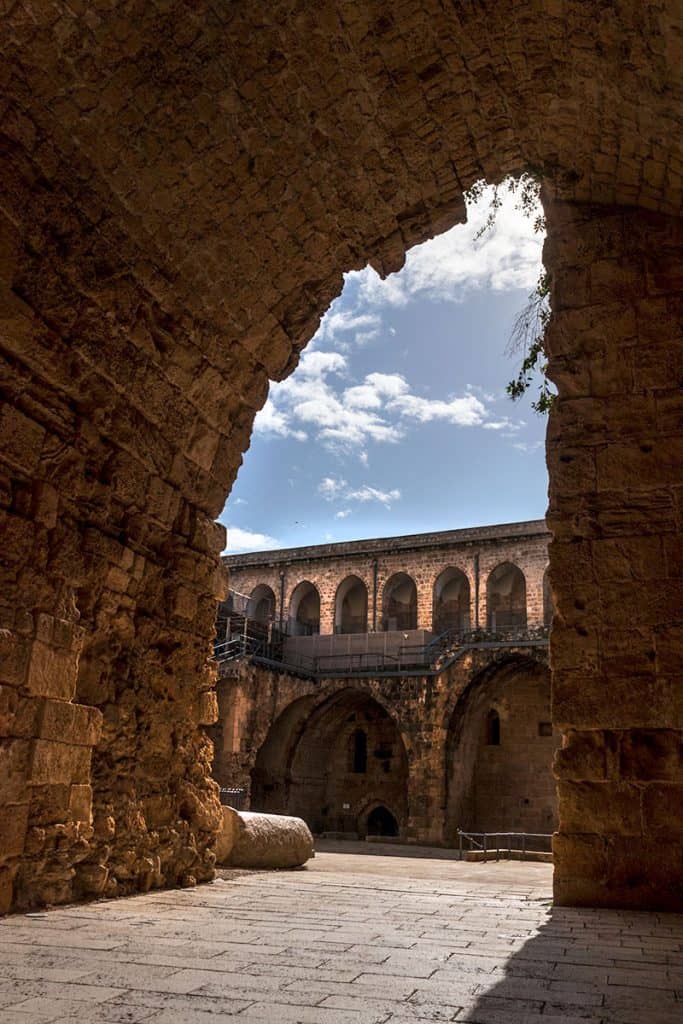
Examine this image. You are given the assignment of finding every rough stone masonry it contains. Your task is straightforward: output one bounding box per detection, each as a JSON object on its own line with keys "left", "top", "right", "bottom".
{"left": 0, "top": 1, "right": 681, "bottom": 913}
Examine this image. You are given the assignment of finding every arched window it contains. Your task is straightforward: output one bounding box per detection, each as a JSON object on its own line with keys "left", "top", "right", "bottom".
{"left": 433, "top": 567, "right": 470, "bottom": 634}
{"left": 249, "top": 584, "right": 276, "bottom": 623}
{"left": 351, "top": 729, "right": 367, "bottom": 773}
{"left": 543, "top": 568, "right": 554, "bottom": 628}
{"left": 381, "top": 573, "right": 417, "bottom": 631}
{"left": 289, "top": 581, "right": 320, "bottom": 636}
{"left": 485, "top": 709, "right": 501, "bottom": 746}
{"left": 486, "top": 562, "right": 527, "bottom": 631}
{"left": 335, "top": 575, "right": 368, "bottom": 634}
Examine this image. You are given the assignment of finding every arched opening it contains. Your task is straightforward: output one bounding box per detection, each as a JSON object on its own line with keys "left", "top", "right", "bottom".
{"left": 335, "top": 575, "right": 368, "bottom": 635}
{"left": 289, "top": 581, "right": 320, "bottom": 636}
{"left": 486, "top": 563, "right": 527, "bottom": 631}
{"left": 381, "top": 573, "right": 417, "bottom": 632}
{"left": 433, "top": 567, "right": 470, "bottom": 634}
{"left": 249, "top": 584, "right": 276, "bottom": 624}
{"left": 445, "top": 657, "right": 558, "bottom": 840}
{"left": 366, "top": 805, "right": 399, "bottom": 838}
{"left": 485, "top": 708, "right": 501, "bottom": 746}
{"left": 251, "top": 689, "right": 408, "bottom": 838}
{"left": 543, "top": 568, "right": 554, "bottom": 629}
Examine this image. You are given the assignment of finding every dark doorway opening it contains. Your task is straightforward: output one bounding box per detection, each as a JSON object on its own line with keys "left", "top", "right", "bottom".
{"left": 366, "top": 805, "right": 399, "bottom": 837}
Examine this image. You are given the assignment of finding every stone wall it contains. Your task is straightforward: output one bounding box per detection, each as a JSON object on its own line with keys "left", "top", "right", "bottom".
{"left": 0, "top": 1, "right": 680, "bottom": 912}
{"left": 222, "top": 522, "right": 550, "bottom": 635}
{"left": 547, "top": 202, "right": 683, "bottom": 910}
{"left": 209, "top": 647, "right": 557, "bottom": 845}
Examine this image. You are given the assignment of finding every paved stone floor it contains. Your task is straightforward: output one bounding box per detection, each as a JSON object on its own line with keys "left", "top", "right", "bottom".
{"left": 0, "top": 843, "right": 682, "bottom": 1023}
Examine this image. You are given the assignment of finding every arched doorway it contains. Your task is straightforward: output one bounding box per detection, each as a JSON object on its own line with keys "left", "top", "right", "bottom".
{"left": 433, "top": 567, "right": 470, "bottom": 634}
{"left": 381, "top": 573, "right": 417, "bottom": 631}
{"left": 249, "top": 584, "right": 276, "bottom": 624}
{"left": 366, "top": 805, "right": 399, "bottom": 838}
{"left": 335, "top": 575, "right": 368, "bottom": 634}
{"left": 251, "top": 689, "right": 408, "bottom": 838}
{"left": 486, "top": 563, "right": 527, "bottom": 631}
{"left": 445, "top": 657, "right": 558, "bottom": 842}
{"left": 289, "top": 581, "right": 320, "bottom": 635}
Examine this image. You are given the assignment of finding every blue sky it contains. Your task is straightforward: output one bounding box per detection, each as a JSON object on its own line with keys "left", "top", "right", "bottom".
{"left": 219, "top": 187, "right": 548, "bottom": 553}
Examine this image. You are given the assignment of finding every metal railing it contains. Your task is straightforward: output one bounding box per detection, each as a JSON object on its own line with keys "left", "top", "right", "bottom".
{"left": 220, "top": 787, "right": 247, "bottom": 810}
{"left": 457, "top": 829, "right": 552, "bottom": 862}
{"left": 213, "top": 619, "right": 549, "bottom": 681}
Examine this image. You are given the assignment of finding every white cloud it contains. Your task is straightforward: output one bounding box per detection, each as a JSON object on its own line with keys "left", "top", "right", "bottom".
{"left": 297, "top": 350, "right": 347, "bottom": 378}
{"left": 232, "top": 497, "right": 248, "bottom": 506}
{"left": 354, "top": 186, "right": 542, "bottom": 309}
{"left": 346, "top": 485, "right": 401, "bottom": 507}
{"left": 345, "top": 372, "right": 409, "bottom": 410}
{"left": 388, "top": 392, "right": 487, "bottom": 427}
{"left": 257, "top": 186, "right": 539, "bottom": 457}
{"left": 319, "top": 476, "right": 347, "bottom": 501}
{"left": 513, "top": 440, "right": 545, "bottom": 454}
{"left": 319, "top": 478, "right": 401, "bottom": 509}
{"left": 253, "top": 397, "right": 307, "bottom": 442}
{"left": 225, "top": 526, "right": 280, "bottom": 553}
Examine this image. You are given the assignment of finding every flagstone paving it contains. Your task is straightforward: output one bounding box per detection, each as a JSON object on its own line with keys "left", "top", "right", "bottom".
{"left": 0, "top": 845, "right": 681, "bottom": 1023}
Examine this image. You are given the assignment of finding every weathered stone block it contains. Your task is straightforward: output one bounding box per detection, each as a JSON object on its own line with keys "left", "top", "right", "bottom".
{"left": 0, "top": 803, "right": 29, "bottom": 857}
{"left": 37, "top": 700, "right": 103, "bottom": 747}
{"left": 557, "top": 781, "right": 642, "bottom": 836}
{"left": 554, "top": 730, "right": 609, "bottom": 781}
{"left": 69, "top": 785, "right": 93, "bottom": 824}
{"left": 26, "top": 641, "right": 79, "bottom": 701}
{"left": 620, "top": 729, "right": 683, "bottom": 781}
{"left": 29, "top": 740, "right": 92, "bottom": 786}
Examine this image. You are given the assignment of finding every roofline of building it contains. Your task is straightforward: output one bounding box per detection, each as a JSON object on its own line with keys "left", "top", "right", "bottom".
{"left": 222, "top": 518, "right": 550, "bottom": 568}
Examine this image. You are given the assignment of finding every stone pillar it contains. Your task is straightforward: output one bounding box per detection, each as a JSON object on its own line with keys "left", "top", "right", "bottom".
{"left": 0, "top": 178, "right": 231, "bottom": 910}
{"left": 545, "top": 201, "right": 683, "bottom": 910}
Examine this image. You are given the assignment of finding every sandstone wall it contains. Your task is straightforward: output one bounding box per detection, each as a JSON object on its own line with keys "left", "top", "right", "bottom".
{"left": 547, "top": 202, "right": 683, "bottom": 910}
{"left": 209, "top": 648, "right": 556, "bottom": 846}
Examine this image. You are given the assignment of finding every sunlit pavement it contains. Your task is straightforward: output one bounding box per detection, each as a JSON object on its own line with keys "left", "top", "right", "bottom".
{"left": 1, "top": 843, "right": 681, "bottom": 1023}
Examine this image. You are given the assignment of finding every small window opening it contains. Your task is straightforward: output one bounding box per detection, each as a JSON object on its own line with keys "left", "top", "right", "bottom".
{"left": 538, "top": 721, "right": 553, "bottom": 737}
{"left": 352, "top": 729, "right": 367, "bottom": 773}
{"left": 485, "top": 709, "right": 501, "bottom": 746}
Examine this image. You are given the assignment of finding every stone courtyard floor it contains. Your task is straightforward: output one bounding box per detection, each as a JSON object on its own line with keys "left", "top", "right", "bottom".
{"left": 1, "top": 842, "right": 682, "bottom": 1023}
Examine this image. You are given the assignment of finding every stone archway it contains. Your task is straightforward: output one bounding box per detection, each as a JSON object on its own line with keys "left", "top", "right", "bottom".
{"left": 251, "top": 688, "right": 409, "bottom": 837}
{"left": 0, "top": 2, "right": 681, "bottom": 912}
{"left": 335, "top": 575, "right": 369, "bottom": 635}
{"left": 445, "top": 657, "right": 558, "bottom": 843}
{"left": 487, "top": 563, "right": 527, "bottom": 631}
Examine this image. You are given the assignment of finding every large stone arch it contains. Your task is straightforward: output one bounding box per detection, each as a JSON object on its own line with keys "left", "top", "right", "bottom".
{"left": 251, "top": 687, "right": 409, "bottom": 837}
{"left": 0, "top": 2, "right": 681, "bottom": 911}
{"left": 445, "top": 656, "right": 559, "bottom": 844}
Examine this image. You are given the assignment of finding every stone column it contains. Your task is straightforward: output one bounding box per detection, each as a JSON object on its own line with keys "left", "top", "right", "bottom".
{"left": 545, "top": 200, "right": 683, "bottom": 910}
{"left": 0, "top": 178, "right": 232, "bottom": 910}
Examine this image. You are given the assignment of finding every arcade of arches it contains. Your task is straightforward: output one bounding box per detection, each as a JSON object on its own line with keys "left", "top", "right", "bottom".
{"left": 0, "top": 2, "right": 681, "bottom": 914}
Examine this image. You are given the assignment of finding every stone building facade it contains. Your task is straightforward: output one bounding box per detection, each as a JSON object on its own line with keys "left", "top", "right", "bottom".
{"left": 211, "top": 521, "right": 558, "bottom": 845}
{"left": 221, "top": 519, "right": 552, "bottom": 639}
